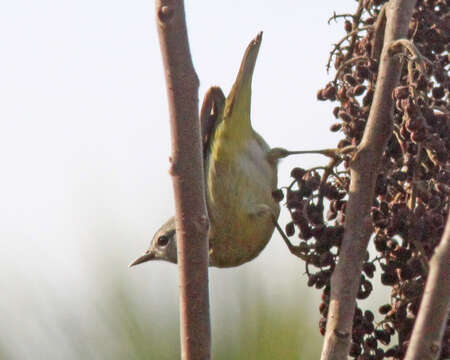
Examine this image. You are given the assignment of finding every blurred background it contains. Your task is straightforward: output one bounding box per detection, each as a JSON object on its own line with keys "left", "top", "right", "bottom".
{"left": 0, "top": 1, "right": 387, "bottom": 358}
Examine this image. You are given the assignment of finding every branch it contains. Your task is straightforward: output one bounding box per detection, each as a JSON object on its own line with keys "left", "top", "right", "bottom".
{"left": 327, "top": 0, "right": 366, "bottom": 72}
{"left": 389, "top": 39, "right": 433, "bottom": 73}
{"left": 155, "top": 1, "right": 210, "bottom": 359}
{"left": 326, "top": 26, "right": 372, "bottom": 72}
{"left": 320, "top": 1, "right": 418, "bottom": 359}
{"left": 371, "top": 4, "right": 387, "bottom": 61}
{"left": 404, "top": 214, "right": 450, "bottom": 360}
{"left": 328, "top": 12, "right": 355, "bottom": 25}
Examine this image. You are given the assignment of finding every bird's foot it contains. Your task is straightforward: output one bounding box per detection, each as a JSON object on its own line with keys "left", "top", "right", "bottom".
{"left": 267, "top": 145, "right": 356, "bottom": 162}
{"left": 272, "top": 217, "right": 308, "bottom": 261}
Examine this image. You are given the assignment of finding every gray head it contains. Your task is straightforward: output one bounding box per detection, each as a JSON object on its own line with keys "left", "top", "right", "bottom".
{"left": 129, "top": 217, "right": 178, "bottom": 267}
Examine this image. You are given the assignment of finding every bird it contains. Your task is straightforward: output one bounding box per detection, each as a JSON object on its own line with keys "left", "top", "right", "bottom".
{"left": 130, "top": 32, "right": 295, "bottom": 268}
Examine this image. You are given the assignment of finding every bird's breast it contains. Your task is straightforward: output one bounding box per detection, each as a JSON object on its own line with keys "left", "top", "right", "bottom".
{"left": 206, "top": 130, "right": 279, "bottom": 267}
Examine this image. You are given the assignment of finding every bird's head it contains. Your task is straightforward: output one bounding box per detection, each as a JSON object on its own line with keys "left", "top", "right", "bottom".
{"left": 129, "top": 217, "right": 178, "bottom": 267}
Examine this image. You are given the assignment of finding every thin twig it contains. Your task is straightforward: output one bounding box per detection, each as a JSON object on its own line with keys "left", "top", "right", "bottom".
{"left": 408, "top": 143, "right": 422, "bottom": 210}
{"left": 343, "top": 0, "right": 367, "bottom": 63}
{"left": 327, "top": 26, "right": 372, "bottom": 72}
{"left": 328, "top": 12, "right": 355, "bottom": 24}
{"left": 334, "top": 55, "right": 370, "bottom": 82}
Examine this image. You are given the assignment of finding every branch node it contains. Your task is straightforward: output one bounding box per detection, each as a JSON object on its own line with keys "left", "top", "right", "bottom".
{"left": 169, "top": 157, "right": 179, "bottom": 176}
{"left": 334, "top": 329, "right": 350, "bottom": 339}
{"left": 158, "top": 5, "right": 175, "bottom": 23}
{"left": 196, "top": 214, "right": 210, "bottom": 234}
{"left": 430, "top": 342, "right": 440, "bottom": 354}
{"left": 388, "top": 39, "right": 433, "bottom": 73}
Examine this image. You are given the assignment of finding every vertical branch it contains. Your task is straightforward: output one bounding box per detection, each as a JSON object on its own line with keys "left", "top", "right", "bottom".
{"left": 404, "top": 214, "right": 450, "bottom": 360}
{"left": 155, "top": 1, "right": 210, "bottom": 359}
{"left": 320, "top": 1, "right": 417, "bottom": 359}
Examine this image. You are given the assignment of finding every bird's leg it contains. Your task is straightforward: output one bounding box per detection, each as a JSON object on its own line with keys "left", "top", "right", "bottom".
{"left": 267, "top": 145, "right": 356, "bottom": 163}
{"left": 273, "top": 219, "right": 309, "bottom": 261}
{"left": 250, "top": 204, "right": 309, "bottom": 261}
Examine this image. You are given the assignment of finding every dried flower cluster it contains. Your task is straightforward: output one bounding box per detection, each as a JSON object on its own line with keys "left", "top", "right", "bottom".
{"left": 274, "top": 0, "right": 449, "bottom": 358}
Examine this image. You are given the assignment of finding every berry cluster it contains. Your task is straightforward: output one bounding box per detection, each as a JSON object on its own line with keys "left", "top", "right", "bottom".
{"left": 275, "top": 0, "right": 449, "bottom": 358}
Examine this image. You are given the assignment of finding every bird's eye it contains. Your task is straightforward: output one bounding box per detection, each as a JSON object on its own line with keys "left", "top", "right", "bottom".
{"left": 157, "top": 235, "right": 169, "bottom": 247}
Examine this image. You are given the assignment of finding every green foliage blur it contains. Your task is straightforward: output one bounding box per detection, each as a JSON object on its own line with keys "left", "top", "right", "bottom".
{"left": 0, "top": 271, "right": 320, "bottom": 359}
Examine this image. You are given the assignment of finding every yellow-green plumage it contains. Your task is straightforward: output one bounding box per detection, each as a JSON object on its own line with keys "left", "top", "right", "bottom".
{"left": 205, "top": 32, "right": 280, "bottom": 267}
{"left": 206, "top": 128, "right": 279, "bottom": 266}
{"left": 130, "top": 32, "right": 280, "bottom": 268}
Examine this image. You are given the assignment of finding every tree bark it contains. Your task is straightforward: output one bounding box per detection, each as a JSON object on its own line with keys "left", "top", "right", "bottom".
{"left": 155, "top": 1, "right": 211, "bottom": 359}
{"left": 404, "top": 214, "right": 450, "bottom": 360}
{"left": 320, "top": 1, "right": 417, "bottom": 359}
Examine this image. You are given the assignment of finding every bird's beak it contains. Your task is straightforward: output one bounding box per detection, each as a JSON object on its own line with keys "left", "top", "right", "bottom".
{"left": 128, "top": 252, "right": 155, "bottom": 267}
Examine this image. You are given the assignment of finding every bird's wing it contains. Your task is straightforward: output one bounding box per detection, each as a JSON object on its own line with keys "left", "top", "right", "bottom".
{"left": 200, "top": 86, "right": 225, "bottom": 159}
